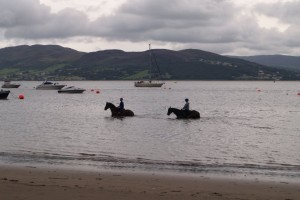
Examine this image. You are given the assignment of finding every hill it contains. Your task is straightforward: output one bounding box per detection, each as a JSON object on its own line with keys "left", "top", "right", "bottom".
{"left": 0, "top": 45, "right": 299, "bottom": 80}
{"left": 0, "top": 45, "right": 84, "bottom": 80}
{"left": 232, "top": 55, "right": 300, "bottom": 72}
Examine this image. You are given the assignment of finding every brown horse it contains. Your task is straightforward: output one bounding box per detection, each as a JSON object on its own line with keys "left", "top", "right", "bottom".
{"left": 167, "top": 107, "right": 200, "bottom": 119}
{"left": 104, "top": 102, "right": 134, "bottom": 117}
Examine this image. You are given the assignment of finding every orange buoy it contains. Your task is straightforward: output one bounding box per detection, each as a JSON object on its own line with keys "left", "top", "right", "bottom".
{"left": 19, "top": 94, "right": 24, "bottom": 99}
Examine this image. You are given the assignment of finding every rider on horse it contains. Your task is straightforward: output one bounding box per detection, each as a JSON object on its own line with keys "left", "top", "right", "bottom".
{"left": 117, "top": 98, "right": 124, "bottom": 113}
{"left": 182, "top": 98, "right": 190, "bottom": 117}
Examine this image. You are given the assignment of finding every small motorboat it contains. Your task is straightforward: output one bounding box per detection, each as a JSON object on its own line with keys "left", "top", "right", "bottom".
{"left": 0, "top": 89, "right": 10, "bottom": 99}
{"left": 58, "top": 86, "right": 85, "bottom": 93}
{"left": 1, "top": 80, "right": 21, "bottom": 88}
{"left": 36, "top": 81, "right": 66, "bottom": 90}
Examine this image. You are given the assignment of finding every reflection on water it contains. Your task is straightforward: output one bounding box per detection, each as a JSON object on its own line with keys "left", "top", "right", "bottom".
{"left": 0, "top": 81, "right": 300, "bottom": 181}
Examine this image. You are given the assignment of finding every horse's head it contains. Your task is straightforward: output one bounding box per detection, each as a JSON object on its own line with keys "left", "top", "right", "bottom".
{"left": 104, "top": 102, "right": 110, "bottom": 110}
{"left": 104, "top": 102, "right": 116, "bottom": 110}
{"left": 167, "top": 107, "right": 172, "bottom": 115}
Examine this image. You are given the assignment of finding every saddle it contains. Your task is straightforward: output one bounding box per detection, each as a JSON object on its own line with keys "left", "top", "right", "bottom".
{"left": 181, "top": 110, "right": 191, "bottom": 117}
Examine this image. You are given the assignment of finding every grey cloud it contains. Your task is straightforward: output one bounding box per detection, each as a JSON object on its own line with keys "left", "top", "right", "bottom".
{"left": 120, "top": 0, "right": 233, "bottom": 21}
{"left": 91, "top": 0, "right": 242, "bottom": 43}
{"left": 254, "top": 1, "right": 300, "bottom": 50}
{"left": 255, "top": 1, "right": 300, "bottom": 24}
{"left": 0, "top": 0, "right": 273, "bottom": 44}
{"left": 0, "top": 0, "right": 50, "bottom": 27}
{"left": 2, "top": 0, "right": 300, "bottom": 55}
{"left": 2, "top": 0, "right": 90, "bottom": 39}
{"left": 6, "top": 8, "right": 89, "bottom": 39}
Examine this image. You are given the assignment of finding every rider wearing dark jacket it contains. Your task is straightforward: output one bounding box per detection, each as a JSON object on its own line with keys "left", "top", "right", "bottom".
{"left": 118, "top": 98, "right": 124, "bottom": 113}
{"left": 182, "top": 98, "right": 190, "bottom": 116}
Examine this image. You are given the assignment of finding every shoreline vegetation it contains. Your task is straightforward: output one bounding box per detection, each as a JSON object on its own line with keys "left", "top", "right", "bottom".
{"left": 0, "top": 165, "right": 299, "bottom": 200}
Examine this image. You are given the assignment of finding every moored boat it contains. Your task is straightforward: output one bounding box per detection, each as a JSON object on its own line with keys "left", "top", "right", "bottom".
{"left": 134, "top": 80, "right": 164, "bottom": 87}
{"left": 1, "top": 80, "right": 21, "bottom": 88}
{"left": 36, "top": 81, "right": 65, "bottom": 90}
{"left": 0, "top": 89, "right": 10, "bottom": 99}
{"left": 58, "top": 86, "right": 85, "bottom": 93}
{"left": 134, "top": 44, "right": 165, "bottom": 88}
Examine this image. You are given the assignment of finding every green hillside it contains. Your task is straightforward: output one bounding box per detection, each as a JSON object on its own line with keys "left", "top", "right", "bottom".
{"left": 0, "top": 45, "right": 299, "bottom": 80}
{"left": 233, "top": 55, "right": 300, "bottom": 72}
{"left": 0, "top": 45, "right": 84, "bottom": 80}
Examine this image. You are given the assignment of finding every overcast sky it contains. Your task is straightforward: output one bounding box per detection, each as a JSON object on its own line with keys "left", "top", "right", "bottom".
{"left": 1, "top": 0, "right": 300, "bottom": 55}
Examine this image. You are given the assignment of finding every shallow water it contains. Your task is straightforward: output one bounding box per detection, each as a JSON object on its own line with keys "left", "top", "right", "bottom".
{"left": 1, "top": 81, "right": 300, "bottom": 181}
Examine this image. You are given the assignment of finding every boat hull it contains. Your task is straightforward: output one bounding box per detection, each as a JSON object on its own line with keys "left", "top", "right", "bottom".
{"left": 134, "top": 81, "right": 164, "bottom": 87}
{"left": 58, "top": 89, "right": 85, "bottom": 93}
{"left": 36, "top": 85, "right": 65, "bottom": 90}
{"left": 2, "top": 84, "right": 20, "bottom": 88}
{"left": 0, "top": 90, "right": 10, "bottom": 99}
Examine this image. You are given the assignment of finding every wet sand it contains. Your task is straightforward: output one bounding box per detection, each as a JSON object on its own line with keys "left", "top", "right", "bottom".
{"left": 0, "top": 165, "right": 299, "bottom": 200}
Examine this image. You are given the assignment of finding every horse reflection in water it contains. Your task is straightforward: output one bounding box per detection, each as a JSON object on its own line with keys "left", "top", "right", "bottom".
{"left": 167, "top": 107, "right": 200, "bottom": 119}
{"left": 104, "top": 102, "right": 134, "bottom": 117}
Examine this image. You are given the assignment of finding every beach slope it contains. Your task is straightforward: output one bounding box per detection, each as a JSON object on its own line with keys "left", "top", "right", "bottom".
{"left": 0, "top": 166, "right": 299, "bottom": 200}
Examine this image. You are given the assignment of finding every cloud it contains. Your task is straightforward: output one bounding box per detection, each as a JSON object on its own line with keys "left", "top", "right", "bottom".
{"left": 91, "top": 0, "right": 241, "bottom": 43}
{"left": 2, "top": 0, "right": 246, "bottom": 43}
{"left": 255, "top": 1, "right": 300, "bottom": 24}
{"left": 6, "top": 8, "right": 89, "bottom": 38}
{"left": 254, "top": 1, "right": 300, "bottom": 49}
{"left": 1, "top": 0, "right": 90, "bottom": 39}
{"left": 1, "top": 0, "right": 300, "bottom": 55}
{"left": 0, "top": 0, "right": 50, "bottom": 27}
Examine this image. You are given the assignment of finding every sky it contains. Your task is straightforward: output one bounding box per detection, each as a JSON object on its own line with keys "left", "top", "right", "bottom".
{"left": 1, "top": 0, "right": 300, "bottom": 55}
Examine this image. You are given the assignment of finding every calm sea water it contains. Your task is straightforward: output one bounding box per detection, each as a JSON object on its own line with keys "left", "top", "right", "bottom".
{"left": 1, "top": 81, "right": 300, "bottom": 181}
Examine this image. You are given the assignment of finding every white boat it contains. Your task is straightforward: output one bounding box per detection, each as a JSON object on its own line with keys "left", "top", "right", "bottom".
{"left": 58, "top": 86, "right": 85, "bottom": 93}
{"left": 1, "top": 80, "right": 20, "bottom": 88}
{"left": 36, "top": 81, "right": 66, "bottom": 90}
{"left": 134, "top": 80, "right": 164, "bottom": 87}
{"left": 134, "top": 44, "right": 165, "bottom": 87}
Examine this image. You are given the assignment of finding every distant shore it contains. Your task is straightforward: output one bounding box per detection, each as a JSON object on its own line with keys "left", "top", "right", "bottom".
{"left": 1, "top": 165, "right": 299, "bottom": 200}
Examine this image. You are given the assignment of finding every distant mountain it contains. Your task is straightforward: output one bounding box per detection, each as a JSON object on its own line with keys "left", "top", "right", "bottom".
{"left": 0, "top": 45, "right": 84, "bottom": 80}
{"left": 0, "top": 45, "right": 84, "bottom": 69}
{"left": 0, "top": 45, "right": 299, "bottom": 80}
{"left": 232, "top": 55, "right": 300, "bottom": 72}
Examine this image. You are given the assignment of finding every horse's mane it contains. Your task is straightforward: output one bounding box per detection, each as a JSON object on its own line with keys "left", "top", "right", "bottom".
{"left": 106, "top": 102, "right": 116, "bottom": 108}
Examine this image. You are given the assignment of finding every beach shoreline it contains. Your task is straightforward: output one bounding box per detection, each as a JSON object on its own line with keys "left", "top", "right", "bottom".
{"left": 0, "top": 165, "right": 299, "bottom": 200}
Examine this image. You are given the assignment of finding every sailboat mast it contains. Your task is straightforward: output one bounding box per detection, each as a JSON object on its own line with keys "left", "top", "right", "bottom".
{"left": 149, "top": 44, "right": 152, "bottom": 81}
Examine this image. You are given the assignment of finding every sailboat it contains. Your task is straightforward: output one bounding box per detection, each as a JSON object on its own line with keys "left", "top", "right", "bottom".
{"left": 134, "top": 44, "right": 165, "bottom": 87}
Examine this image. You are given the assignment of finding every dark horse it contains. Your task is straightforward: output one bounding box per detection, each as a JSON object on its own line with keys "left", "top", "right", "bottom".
{"left": 167, "top": 107, "right": 200, "bottom": 119}
{"left": 104, "top": 102, "right": 134, "bottom": 117}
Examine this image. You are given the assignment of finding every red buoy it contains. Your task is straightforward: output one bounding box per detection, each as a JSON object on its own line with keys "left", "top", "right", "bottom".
{"left": 19, "top": 94, "right": 24, "bottom": 99}
{"left": 91, "top": 89, "right": 94, "bottom": 92}
{"left": 297, "top": 92, "right": 300, "bottom": 96}
{"left": 96, "top": 90, "right": 100, "bottom": 94}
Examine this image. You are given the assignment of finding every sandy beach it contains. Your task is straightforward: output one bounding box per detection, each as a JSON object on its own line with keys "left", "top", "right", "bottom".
{"left": 0, "top": 165, "right": 299, "bottom": 200}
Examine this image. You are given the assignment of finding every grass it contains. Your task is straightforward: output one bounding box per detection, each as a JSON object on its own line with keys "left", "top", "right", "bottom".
{"left": 123, "top": 70, "right": 149, "bottom": 80}
{"left": 43, "top": 64, "right": 67, "bottom": 73}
